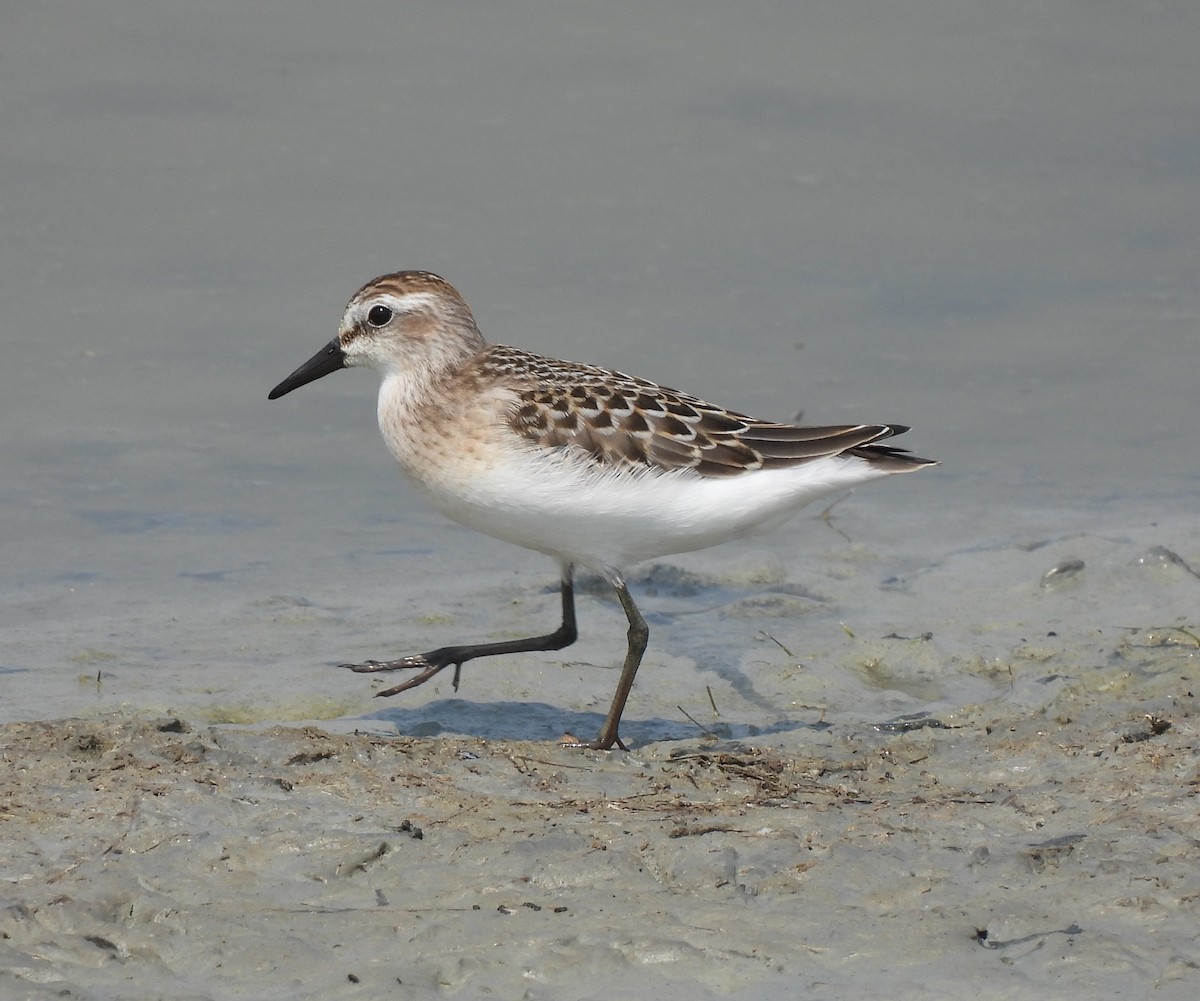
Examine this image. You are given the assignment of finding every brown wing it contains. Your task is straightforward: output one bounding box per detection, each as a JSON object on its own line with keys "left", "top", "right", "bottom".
{"left": 489, "top": 346, "right": 932, "bottom": 479}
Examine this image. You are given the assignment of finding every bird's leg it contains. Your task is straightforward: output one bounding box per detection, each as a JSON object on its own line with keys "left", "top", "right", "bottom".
{"left": 579, "top": 573, "right": 647, "bottom": 752}
{"left": 344, "top": 565, "right": 577, "bottom": 697}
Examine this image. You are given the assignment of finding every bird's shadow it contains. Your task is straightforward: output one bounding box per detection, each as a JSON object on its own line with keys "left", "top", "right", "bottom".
{"left": 359, "top": 697, "right": 827, "bottom": 747}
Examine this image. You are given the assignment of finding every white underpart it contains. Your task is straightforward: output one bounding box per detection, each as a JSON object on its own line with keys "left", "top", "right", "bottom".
{"left": 404, "top": 439, "right": 893, "bottom": 575}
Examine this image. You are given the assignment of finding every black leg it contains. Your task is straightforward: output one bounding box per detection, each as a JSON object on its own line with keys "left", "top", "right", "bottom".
{"left": 582, "top": 574, "right": 647, "bottom": 752}
{"left": 344, "top": 564, "right": 578, "bottom": 697}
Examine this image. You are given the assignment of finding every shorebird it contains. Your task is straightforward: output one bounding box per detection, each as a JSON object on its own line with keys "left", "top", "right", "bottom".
{"left": 269, "top": 271, "right": 935, "bottom": 749}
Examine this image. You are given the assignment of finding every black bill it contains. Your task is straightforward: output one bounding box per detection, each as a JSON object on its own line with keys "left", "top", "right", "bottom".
{"left": 268, "top": 339, "right": 347, "bottom": 399}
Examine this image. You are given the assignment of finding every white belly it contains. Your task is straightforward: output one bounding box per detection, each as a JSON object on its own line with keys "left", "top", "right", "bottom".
{"left": 402, "top": 444, "right": 890, "bottom": 574}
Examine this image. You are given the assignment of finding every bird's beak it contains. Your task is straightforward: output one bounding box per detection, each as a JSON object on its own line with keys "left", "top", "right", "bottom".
{"left": 268, "top": 339, "right": 347, "bottom": 400}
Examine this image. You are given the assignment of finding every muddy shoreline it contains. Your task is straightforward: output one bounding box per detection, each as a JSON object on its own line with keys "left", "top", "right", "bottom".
{"left": 3, "top": 664, "right": 1195, "bottom": 999}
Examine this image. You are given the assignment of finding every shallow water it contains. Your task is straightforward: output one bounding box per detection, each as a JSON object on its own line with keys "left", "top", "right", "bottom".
{"left": 1, "top": 2, "right": 1198, "bottom": 998}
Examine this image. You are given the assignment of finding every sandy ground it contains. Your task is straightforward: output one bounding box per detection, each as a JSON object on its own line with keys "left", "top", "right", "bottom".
{"left": 2, "top": 645, "right": 1196, "bottom": 1000}
{"left": 4, "top": 518, "right": 1200, "bottom": 999}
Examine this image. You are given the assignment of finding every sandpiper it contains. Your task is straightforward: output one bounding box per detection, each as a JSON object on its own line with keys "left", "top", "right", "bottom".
{"left": 269, "top": 271, "right": 936, "bottom": 749}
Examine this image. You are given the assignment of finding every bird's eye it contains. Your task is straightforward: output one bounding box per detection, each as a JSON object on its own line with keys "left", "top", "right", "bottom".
{"left": 367, "top": 304, "right": 393, "bottom": 327}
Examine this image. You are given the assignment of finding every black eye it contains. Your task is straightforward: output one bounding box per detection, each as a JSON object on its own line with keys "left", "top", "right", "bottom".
{"left": 367, "top": 304, "right": 393, "bottom": 327}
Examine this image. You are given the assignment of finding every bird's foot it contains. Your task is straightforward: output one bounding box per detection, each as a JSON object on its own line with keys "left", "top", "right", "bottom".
{"left": 343, "top": 654, "right": 432, "bottom": 675}
{"left": 342, "top": 649, "right": 464, "bottom": 696}
{"left": 559, "top": 732, "right": 629, "bottom": 752}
